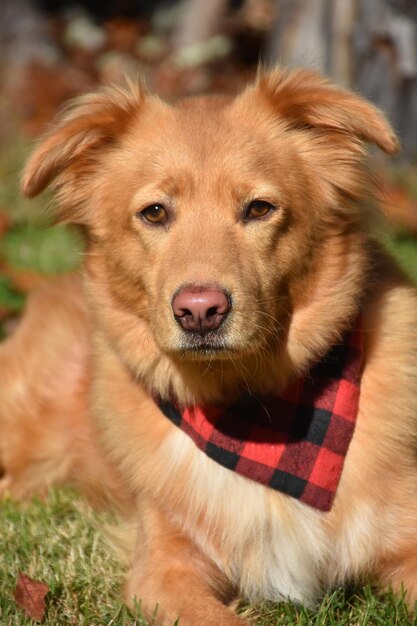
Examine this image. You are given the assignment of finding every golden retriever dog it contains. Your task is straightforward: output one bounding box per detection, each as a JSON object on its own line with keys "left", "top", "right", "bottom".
{"left": 1, "top": 67, "right": 417, "bottom": 624}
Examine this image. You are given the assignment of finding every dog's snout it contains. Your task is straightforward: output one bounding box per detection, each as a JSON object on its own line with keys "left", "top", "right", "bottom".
{"left": 172, "top": 286, "right": 231, "bottom": 334}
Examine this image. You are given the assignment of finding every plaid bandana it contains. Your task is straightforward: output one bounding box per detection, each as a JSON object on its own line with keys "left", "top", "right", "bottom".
{"left": 157, "top": 324, "right": 363, "bottom": 511}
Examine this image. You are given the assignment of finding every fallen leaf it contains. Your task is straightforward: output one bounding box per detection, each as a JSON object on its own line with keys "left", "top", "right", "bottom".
{"left": 13, "top": 572, "right": 49, "bottom": 621}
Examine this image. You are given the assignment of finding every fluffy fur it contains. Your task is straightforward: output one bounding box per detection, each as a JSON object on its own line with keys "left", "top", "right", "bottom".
{"left": 1, "top": 67, "right": 417, "bottom": 624}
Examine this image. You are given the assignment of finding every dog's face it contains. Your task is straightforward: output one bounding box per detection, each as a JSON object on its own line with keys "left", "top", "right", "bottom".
{"left": 22, "top": 69, "right": 398, "bottom": 374}
{"left": 76, "top": 94, "right": 320, "bottom": 360}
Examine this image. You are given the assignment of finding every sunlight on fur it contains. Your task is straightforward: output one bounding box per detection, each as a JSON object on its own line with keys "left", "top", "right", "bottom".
{"left": 1, "top": 67, "right": 417, "bottom": 625}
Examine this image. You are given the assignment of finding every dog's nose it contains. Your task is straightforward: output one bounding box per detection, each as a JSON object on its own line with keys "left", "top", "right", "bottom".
{"left": 172, "top": 286, "right": 231, "bottom": 334}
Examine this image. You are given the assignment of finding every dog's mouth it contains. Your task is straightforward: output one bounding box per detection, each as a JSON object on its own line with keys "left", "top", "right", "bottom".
{"left": 175, "top": 329, "right": 234, "bottom": 358}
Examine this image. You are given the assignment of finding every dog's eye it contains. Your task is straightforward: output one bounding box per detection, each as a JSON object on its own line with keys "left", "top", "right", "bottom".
{"left": 140, "top": 204, "right": 168, "bottom": 225}
{"left": 245, "top": 200, "right": 275, "bottom": 221}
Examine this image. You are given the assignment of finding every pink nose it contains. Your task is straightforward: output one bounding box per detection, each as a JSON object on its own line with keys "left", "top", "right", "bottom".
{"left": 172, "top": 286, "right": 231, "bottom": 334}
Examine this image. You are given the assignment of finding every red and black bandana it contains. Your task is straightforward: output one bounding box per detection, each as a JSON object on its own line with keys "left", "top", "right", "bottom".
{"left": 157, "top": 324, "right": 363, "bottom": 512}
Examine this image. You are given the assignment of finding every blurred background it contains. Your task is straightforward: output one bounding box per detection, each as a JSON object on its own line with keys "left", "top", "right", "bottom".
{"left": 0, "top": 0, "right": 417, "bottom": 335}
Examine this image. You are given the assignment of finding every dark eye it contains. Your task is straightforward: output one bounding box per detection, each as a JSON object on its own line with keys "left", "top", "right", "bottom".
{"left": 245, "top": 200, "right": 276, "bottom": 221}
{"left": 140, "top": 204, "right": 168, "bottom": 225}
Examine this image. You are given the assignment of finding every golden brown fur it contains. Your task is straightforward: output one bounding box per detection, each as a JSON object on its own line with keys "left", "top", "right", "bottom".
{"left": 0, "top": 275, "right": 130, "bottom": 511}
{"left": 1, "top": 67, "right": 417, "bottom": 624}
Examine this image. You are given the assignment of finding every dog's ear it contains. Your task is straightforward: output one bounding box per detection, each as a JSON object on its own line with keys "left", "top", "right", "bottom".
{"left": 254, "top": 67, "right": 399, "bottom": 155}
{"left": 22, "top": 82, "right": 145, "bottom": 222}
{"left": 244, "top": 67, "right": 399, "bottom": 205}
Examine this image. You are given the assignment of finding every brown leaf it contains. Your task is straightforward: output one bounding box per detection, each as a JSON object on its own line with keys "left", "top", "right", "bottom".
{"left": 13, "top": 572, "right": 49, "bottom": 621}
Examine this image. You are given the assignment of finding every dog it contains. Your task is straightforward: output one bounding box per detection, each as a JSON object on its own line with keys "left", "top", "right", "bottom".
{"left": 1, "top": 66, "right": 417, "bottom": 625}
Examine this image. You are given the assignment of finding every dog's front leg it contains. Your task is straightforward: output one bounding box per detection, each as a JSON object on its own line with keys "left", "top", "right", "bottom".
{"left": 125, "top": 500, "right": 247, "bottom": 626}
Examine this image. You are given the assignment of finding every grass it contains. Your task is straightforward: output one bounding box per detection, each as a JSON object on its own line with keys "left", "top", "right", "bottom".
{"left": 382, "top": 229, "right": 417, "bottom": 283}
{"left": 0, "top": 490, "right": 126, "bottom": 626}
{"left": 0, "top": 490, "right": 133, "bottom": 625}
{"left": 0, "top": 276, "right": 25, "bottom": 312}
{"left": 0, "top": 121, "right": 83, "bottom": 318}
{"left": 1, "top": 223, "right": 83, "bottom": 274}
{"left": 0, "top": 122, "right": 48, "bottom": 224}
{"left": 0, "top": 492, "right": 415, "bottom": 625}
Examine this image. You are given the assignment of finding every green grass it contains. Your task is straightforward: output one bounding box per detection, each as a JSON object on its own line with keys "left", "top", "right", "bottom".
{"left": 0, "top": 490, "right": 133, "bottom": 625}
{"left": 1, "top": 223, "right": 83, "bottom": 274}
{"left": 0, "top": 490, "right": 135, "bottom": 624}
{"left": 0, "top": 122, "right": 83, "bottom": 320}
{"left": 382, "top": 230, "right": 417, "bottom": 283}
{"left": 0, "top": 276, "right": 25, "bottom": 312}
{"left": 245, "top": 588, "right": 414, "bottom": 625}
{"left": 0, "top": 491, "right": 415, "bottom": 625}
{"left": 0, "top": 127, "right": 47, "bottom": 225}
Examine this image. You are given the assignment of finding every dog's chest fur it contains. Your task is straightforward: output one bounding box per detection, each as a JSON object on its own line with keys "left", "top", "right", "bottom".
{"left": 154, "top": 421, "right": 388, "bottom": 605}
